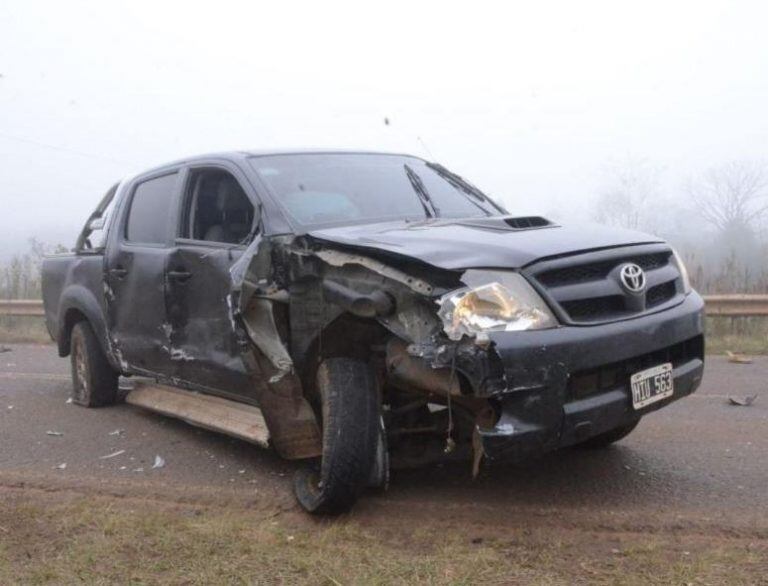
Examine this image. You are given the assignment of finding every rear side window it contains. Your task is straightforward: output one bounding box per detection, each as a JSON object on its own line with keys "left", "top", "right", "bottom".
{"left": 125, "top": 173, "right": 178, "bottom": 244}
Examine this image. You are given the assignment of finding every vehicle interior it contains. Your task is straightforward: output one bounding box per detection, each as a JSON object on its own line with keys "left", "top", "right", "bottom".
{"left": 183, "top": 169, "right": 255, "bottom": 244}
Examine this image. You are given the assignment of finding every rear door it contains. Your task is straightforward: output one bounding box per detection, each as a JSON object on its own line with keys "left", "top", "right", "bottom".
{"left": 104, "top": 169, "right": 181, "bottom": 377}
{"left": 163, "top": 161, "right": 260, "bottom": 398}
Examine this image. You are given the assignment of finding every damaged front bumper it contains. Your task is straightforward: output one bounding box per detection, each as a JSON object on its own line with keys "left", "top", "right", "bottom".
{"left": 477, "top": 292, "right": 705, "bottom": 462}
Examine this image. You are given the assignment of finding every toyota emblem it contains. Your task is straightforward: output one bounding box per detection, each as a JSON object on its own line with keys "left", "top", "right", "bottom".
{"left": 619, "top": 263, "right": 646, "bottom": 293}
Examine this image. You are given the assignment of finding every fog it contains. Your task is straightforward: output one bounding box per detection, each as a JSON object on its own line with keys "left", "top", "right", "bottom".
{"left": 2, "top": 0, "right": 768, "bottom": 269}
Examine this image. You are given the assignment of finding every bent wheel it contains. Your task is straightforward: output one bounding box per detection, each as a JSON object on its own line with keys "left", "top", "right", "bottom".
{"left": 293, "top": 357, "right": 380, "bottom": 515}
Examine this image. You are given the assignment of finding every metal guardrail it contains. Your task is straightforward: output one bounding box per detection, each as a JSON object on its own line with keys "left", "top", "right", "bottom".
{"left": 2, "top": 295, "right": 768, "bottom": 318}
{"left": 0, "top": 300, "right": 46, "bottom": 317}
{"left": 702, "top": 294, "right": 768, "bottom": 317}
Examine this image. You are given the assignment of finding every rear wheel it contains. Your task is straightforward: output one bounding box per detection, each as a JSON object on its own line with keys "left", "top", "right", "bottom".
{"left": 575, "top": 419, "right": 640, "bottom": 449}
{"left": 70, "top": 321, "right": 118, "bottom": 407}
{"left": 293, "top": 357, "right": 380, "bottom": 515}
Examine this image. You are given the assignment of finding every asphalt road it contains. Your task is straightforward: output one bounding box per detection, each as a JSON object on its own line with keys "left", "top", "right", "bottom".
{"left": 1, "top": 344, "right": 767, "bottom": 527}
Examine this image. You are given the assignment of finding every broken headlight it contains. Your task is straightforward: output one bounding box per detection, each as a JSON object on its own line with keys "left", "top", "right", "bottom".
{"left": 437, "top": 270, "right": 557, "bottom": 340}
{"left": 670, "top": 248, "right": 692, "bottom": 295}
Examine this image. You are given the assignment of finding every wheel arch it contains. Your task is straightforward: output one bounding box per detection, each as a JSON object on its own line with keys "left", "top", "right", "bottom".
{"left": 57, "top": 284, "right": 110, "bottom": 361}
{"left": 297, "top": 312, "right": 390, "bottom": 399}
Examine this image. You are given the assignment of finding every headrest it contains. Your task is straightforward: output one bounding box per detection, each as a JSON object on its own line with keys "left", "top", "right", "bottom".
{"left": 215, "top": 176, "right": 251, "bottom": 213}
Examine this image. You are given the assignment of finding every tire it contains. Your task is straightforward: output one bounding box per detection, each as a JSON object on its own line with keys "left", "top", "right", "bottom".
{"left": 70, "top": 321, "right": 119, "bottom": 407}
{"left": 293, "top": 357, "right": 380, "bottom": 515}
{"left": 575, "top": 419, "right": 640, "bottom": 449}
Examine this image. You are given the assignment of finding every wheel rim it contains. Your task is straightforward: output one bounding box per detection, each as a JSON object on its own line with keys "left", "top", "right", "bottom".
{"left": 73, "top": 336, "right": 89, "bottom": 402}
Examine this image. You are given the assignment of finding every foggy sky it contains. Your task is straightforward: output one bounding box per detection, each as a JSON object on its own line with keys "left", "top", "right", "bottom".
{"left": 1, "top": 0, "right": 767, "bottom": 258}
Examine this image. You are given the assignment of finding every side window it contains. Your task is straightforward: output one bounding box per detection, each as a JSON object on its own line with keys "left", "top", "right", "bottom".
{"left": 125, "top": 173, "right": 178, "bottom": 244}
{"left": 180, "top": 169, "right": 255, "bottom": 245}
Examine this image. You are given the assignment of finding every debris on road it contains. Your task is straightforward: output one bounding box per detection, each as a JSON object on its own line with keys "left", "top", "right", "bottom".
{"left": 0, "top": 346, "right": 11, "bottom": 353}
{"left": 151, "top": 455, "right": 165, "bottom": 469}
{"left": 726, "top": 351, "right": 753, "bottom": 364}
{"left": 65, "top": 397, "right": 73, "bottom": 404}
{"left": 99, "top": 449, "right": 126, "bottom": 459}
{"left": 45, "top": 430, "right": 63, "bottom": 436}
{"left": 54, "top": 463, "right": 67, "bottom": 470}
{"left": 108, "top": 429, "right": 124, "bottom": 436}
{"left": 728, "top": 395, "right": 758, "bottom": 407}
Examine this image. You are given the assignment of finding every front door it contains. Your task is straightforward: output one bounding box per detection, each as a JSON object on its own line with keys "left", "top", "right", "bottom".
{"left": 163, "top": 164, "right": 259, "bottom": 398}
{"left": 104, "top": 170, "right": 181, "bottom": 377}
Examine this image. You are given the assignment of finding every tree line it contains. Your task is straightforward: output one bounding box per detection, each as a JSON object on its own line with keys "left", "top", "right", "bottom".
{"left": 593, "top": 159, "right": 768, "bottom": 294}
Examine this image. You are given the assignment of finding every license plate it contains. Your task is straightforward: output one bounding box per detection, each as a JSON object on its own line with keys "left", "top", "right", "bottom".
{"left": 630, "top": 363, "right": 674, "bottom": 409}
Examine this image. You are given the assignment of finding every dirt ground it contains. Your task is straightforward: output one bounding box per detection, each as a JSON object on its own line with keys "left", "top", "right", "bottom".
{"left": 1, "top": 345, "right": 768, "bottom": 584}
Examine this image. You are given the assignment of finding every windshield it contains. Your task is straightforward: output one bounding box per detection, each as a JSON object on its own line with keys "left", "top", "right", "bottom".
{"left": 249, "top": 153, "right": 505, "bottom": 229}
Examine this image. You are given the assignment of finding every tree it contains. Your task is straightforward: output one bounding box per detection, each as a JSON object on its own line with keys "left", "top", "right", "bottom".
{"left": 0, "top": 238, "right": 67, "bottom": 299}
{"left": 687, "top": 161, "right": 768, "bottom": 290}
{"left": 594, "top": 158, "right": 664, "bottom": 231}
{"left": 688, "top": 161, "right": 768, "bottom": 233}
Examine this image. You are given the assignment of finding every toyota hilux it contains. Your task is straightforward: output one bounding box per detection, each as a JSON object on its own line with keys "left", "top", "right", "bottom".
{"left": 42, "top": 151, "right": 705, "bottom": 514}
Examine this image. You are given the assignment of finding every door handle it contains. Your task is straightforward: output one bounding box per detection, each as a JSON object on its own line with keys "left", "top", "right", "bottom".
{"left": 167, "top": 269, "right": 192, "bottom": 282}
{"left": 109, "top": 267, "right": 128, "bottom": 278}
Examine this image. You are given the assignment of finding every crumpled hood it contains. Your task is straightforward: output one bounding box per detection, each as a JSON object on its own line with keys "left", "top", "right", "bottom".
{"left": 308, "top": 218, "right": 664, "bottom": 270}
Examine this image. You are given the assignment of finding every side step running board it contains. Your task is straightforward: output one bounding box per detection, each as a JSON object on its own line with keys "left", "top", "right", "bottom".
{"left": 126, "top": 383, "right": 270, "bottom": 448}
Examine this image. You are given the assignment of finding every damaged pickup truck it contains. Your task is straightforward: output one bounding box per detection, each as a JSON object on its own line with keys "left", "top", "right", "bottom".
{"left": 42, "top": 151, "right": 705, "bottom": 513}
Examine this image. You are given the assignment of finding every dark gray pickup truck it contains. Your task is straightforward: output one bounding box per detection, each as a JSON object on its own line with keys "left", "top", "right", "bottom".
{"left": 42, "top": 150, "right": 705, "bottom": 513}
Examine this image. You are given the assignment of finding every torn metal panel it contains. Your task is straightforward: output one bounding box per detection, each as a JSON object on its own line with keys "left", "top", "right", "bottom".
{"left": 314, "top": 248, "right": 434, "bottom": 295}
{"left": 240, "top": 294, "right": 322, "bottom": 459}
{"left": 241, "top": 297, "right": 293, "bottom": 381}
{"left": 245, "top": 339, "right": 322, "bottom": 459}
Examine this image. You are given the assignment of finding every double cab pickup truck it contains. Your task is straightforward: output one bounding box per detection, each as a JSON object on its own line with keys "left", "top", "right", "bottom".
{"left": 42, "top": 150, "right": 705, "bottom": 513}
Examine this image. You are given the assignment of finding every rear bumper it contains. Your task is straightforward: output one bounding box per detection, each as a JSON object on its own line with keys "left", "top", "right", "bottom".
{"left": 478, "top": 292, "right": 705, "bottom": 461}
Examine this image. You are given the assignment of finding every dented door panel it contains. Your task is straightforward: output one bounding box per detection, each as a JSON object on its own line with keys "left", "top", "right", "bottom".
{"left": 164, "top": 242, "right": 254, "bottom": 396}
{"left": 105, "top": 244, "right": 173, "bottom": 375}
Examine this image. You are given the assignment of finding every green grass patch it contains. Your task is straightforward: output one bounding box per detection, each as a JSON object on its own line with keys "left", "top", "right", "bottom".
{"left": 0, "top": 316, "right": 51, "bottom": 344}
{"left": 0, "top": 490, "right": 765, "bottom": 585}
{"left": 706, "top": 316, "right": 768, "bottom": 355}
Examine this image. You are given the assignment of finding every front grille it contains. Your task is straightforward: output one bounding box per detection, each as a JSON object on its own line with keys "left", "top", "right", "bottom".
{"left": 525, "top": 245, "right": 683, "bottom": 324}
{"left": 568, "top": 335, "right": 704, "bottom": 400}
{"left": 646, "top": 280, "right": 677, "bottom": 307}
{"left": 561, "top": 296, "right": 625, "bottom": 321}
{"left": 537, "top": 252, "right": 670, "bottom": 288}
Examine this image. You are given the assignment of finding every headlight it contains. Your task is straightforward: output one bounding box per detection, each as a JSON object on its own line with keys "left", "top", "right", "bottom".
{"left": 670, "top": 248, "right": 692, "bottom": 295}
{"left": 437, "top": 270, "right": 557, "bottom": 340}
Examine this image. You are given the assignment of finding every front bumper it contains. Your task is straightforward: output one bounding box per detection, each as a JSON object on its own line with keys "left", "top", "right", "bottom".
{"left": 478, "top": 292, "right": 705, "bottom": 462}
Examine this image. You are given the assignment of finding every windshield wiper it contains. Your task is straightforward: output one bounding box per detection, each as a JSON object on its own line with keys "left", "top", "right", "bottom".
{"left": 404, "top": 163, "right": 440, "bottom": 218}
{"left": 425, "top": 162, "right": 506, "bottom": 214}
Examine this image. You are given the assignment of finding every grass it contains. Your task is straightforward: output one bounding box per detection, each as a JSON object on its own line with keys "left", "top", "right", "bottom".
{"left": 0, "top": 316, "right": 51, "bottom": 344}
{"left": 0, "top": 488, "right": 766, "bottom": 585}
{"left": 705, "top": 316, "right": 768, "bottom": 355}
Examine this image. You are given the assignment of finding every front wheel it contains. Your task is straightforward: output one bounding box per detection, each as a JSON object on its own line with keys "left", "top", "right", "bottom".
{"left": 70, "top": 321, "right": 118, "bottom": 407}
{"left": 293, "top": 357, "right": 380, "bottom": 515}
